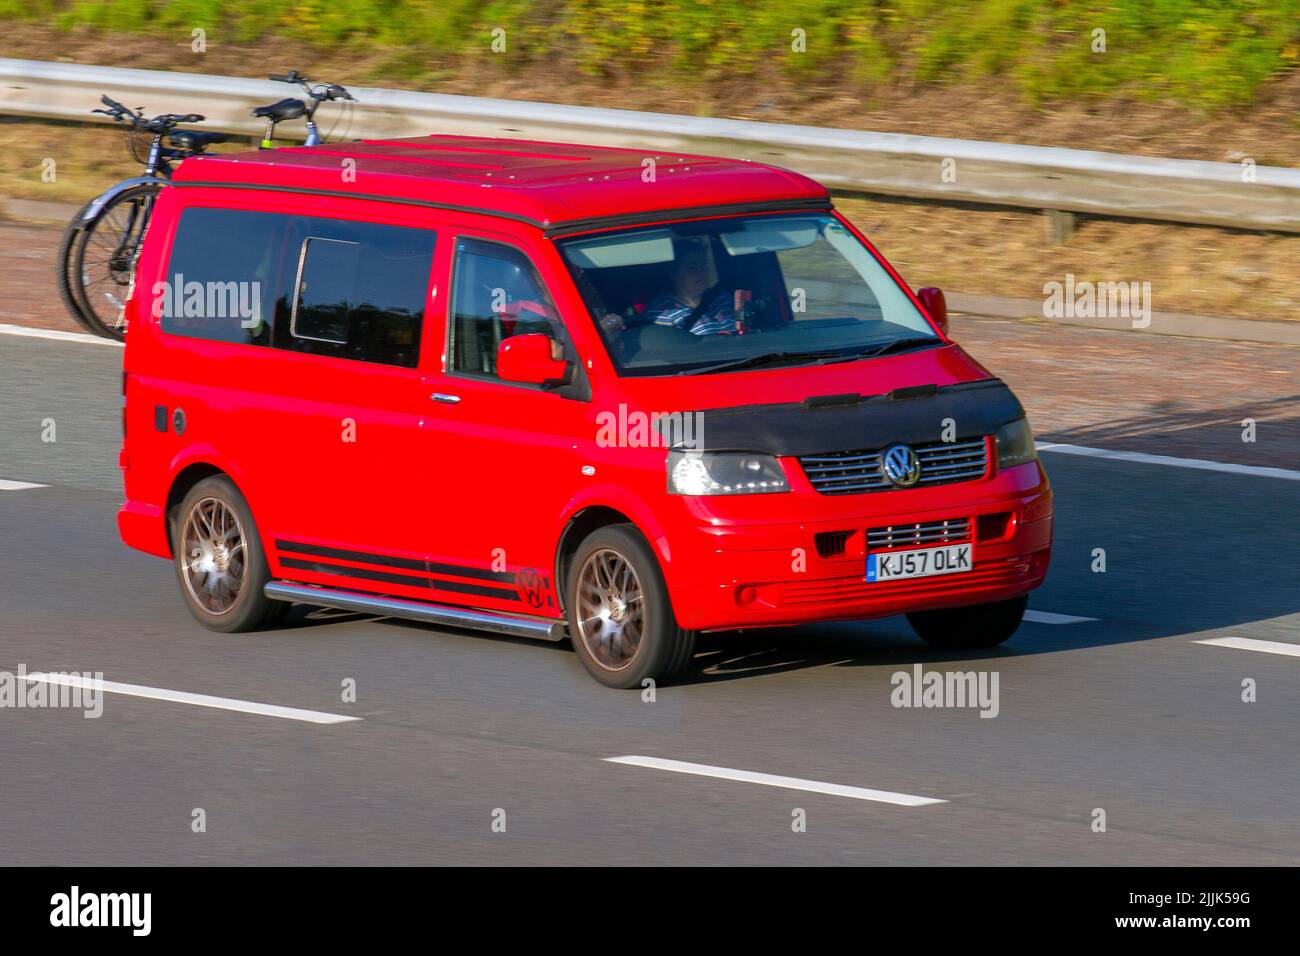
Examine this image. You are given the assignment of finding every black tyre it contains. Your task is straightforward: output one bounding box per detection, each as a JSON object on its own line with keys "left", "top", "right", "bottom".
{"left": 172, "top": 475, "right": 288, "bottom": 632}
{"left": 907, "top": 594, "right": 1029, "bottom": 650}
{"left": 566, "top": 524, "right": 696, "bottom": 689}
{"left": 70, "top": 182, "right": 163, "bottom": 341}
{"left": 56, "top": 203, "right": 97, "bottom": 333}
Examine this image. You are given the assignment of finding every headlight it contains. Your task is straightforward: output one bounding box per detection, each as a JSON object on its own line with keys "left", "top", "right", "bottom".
{"left": 667, "top": 451, "right": 789, "bottom": 495}
{"left": 995, "top": 418, "right": 1037, "bottom": 470}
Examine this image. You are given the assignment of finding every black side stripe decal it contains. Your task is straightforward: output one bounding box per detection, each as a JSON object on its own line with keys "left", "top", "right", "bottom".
{"left": 275, "top": 539, "right": 516, "bottom": 584}
{"left": 278, "top": 557, "right": 523, "bottom": 602}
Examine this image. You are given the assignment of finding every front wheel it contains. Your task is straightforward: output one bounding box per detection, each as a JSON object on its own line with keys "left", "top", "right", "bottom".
{"left": 907, "top": 594, "right": 1029, "bottom": 650}
{"left": 567, "top": 525, "right": 696, "bottom": 689}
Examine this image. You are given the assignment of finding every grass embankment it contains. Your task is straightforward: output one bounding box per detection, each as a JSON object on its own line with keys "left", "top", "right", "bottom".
{"left": 6, "top": 0, "right": 1299, "bottom": 111}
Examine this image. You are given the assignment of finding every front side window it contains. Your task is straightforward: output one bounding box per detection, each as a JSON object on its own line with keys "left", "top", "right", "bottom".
{"left": 557, "top": 213, "right": 939, "bottom": 376}
{"left": 449, "top": 238, "right": 563, "bottom": 379}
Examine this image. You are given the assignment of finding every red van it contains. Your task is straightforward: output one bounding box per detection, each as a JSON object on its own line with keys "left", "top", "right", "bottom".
{"left": 117, "top": 135, "right": 1052, "bottom": 687}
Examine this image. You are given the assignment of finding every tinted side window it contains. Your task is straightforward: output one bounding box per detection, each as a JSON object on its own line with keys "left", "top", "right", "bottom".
{"left": 450, "top": 239, "right": 561, "bottom": 378}
{"left": 159, "top": 208, "right": 286, "bottom": 345}
{"left": 277, "top": 219, "right": 436, "bottom": 368}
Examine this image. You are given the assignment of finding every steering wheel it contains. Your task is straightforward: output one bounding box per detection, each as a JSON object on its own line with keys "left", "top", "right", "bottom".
{"left": 738, "top": 290, "right": 785, "bottom": 331}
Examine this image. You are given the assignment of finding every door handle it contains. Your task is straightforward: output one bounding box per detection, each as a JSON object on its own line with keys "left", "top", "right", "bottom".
{"left": 431, "top": 393, "right": 461, "bottom": 404}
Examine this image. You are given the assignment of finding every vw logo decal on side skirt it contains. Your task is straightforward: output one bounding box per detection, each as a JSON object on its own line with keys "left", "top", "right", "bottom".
{"left": 881, "top": 444, "right": 922, "bottom": 487}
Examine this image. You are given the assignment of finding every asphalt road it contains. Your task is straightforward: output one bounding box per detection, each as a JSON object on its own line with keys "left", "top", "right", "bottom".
{"left": 1, "top": 331, "right": 1298, "bottom": 865}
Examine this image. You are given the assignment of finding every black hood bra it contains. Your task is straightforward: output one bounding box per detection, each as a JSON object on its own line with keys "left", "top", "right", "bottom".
{"left": 661, "top": 378, "right": 1024, "bottom": 456}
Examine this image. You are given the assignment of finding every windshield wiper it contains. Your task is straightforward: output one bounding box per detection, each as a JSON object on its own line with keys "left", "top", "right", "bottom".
{"left": 677, "top": 337, "right": 943, "bottom": 375}
{"left": 677, "top": 350, "right": 848, "bottom": 375}
{"left": 831, "top": 336, "right": 943, "bottom": 362}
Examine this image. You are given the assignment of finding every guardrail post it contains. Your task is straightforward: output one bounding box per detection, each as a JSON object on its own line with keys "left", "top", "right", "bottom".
{"left": 1044, "top": 209, "right": 1075, "bottom": 244}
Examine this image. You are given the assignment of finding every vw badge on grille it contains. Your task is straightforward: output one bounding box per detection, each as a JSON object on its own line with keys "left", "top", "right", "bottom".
{"left": 881, "top": 444, "right": 922, "bottom": 487}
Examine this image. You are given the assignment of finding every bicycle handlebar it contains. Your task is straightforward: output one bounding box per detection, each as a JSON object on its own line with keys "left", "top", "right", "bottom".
{"left": 92, "top": 95, "right": 205, "bottom": 133}
{"left": 94, "top": 94, "right": 136, "bottom": 120}
{"left": 269, "top": 70, "right": 355, "bottom": 103}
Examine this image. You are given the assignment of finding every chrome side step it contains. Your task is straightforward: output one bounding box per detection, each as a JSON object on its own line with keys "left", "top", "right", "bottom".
{"left": 264, "top": 581, "right": 568, "bottom": 642}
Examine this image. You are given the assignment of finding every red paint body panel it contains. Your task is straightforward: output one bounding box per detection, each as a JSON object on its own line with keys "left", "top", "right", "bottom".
{"left": 170, "top": 135, "right": 828, "bottom": 231}
{"left": 120, "top": 135, "right": 1052, "bottom": 632}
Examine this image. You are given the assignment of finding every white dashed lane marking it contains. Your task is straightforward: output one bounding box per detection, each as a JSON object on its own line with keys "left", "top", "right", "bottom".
{"left": 19, "top": 672, "right": 361, "bottom": 725}
{"left": 1024, "top": 610, "right": 1098, "bottom": 624}
{"left": 604, "top": 756, "right": 947, "bottom": 806}
{"left": 1195, "top": 637, "right": 1300, "bottom": 660}
{"left": 0, "top": 479, "right": 47, "bottom": 491}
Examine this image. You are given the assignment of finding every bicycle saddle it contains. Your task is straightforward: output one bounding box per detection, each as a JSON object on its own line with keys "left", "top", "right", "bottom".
{"left": 168, "top": 130, "right": 230, "bottom": 151}
{"left": 252, "top": 98, "right": 307, "bottom": 121}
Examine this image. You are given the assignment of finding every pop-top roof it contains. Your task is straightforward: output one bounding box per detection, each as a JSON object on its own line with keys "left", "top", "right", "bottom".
{"left": 170, "top": 134, "right": 831, "bottom": 234}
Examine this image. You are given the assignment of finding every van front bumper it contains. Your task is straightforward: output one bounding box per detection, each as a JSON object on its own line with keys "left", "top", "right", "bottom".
{"left": 663, "top": 461, "right": 1053, "bottom": 632}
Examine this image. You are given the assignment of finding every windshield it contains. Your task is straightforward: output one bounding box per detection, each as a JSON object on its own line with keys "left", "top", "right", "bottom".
{"left": 557, "top": 213, "right": 939, "bottom": 376}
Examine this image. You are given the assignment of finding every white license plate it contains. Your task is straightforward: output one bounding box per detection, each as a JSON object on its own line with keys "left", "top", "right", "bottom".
{"left": 867, "top": 543, "right": 973, "bottom": 582}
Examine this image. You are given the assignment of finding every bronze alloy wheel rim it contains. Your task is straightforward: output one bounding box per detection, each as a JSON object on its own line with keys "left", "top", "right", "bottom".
{"left": 181, "top": 496, "right": 247, "bottom": 615}
{"left": 575, "top": 548, "right": 645, "bottom": 671}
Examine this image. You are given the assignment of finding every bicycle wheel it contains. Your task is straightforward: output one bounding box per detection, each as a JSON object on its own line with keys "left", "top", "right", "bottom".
{"left": 71, "top": 182, "right": 163, "bottom": 341}
{"left": 56, "top": 202, "right": 98, "bottom": 334}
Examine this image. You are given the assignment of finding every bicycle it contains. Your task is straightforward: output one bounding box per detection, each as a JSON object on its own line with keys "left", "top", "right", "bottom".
{"left": 57, "top": 95, "right": 229, "bottom": 340}
{"left": 59, "top": 73, "right": 354, "bottom": 341}
{"left": 254, "top": 70, "right": 355, "bottom": 148}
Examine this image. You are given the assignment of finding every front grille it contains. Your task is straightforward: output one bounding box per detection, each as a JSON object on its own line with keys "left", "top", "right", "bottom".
{"left": 867, "top": 518, "right": 970, "bottom": 551}
{"left": 799, "top": 437, "right": 988, "bottom": 495}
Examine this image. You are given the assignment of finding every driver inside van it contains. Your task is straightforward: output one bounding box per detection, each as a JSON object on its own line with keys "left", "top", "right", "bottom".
{"left": 644, "top": 237, "right": 738, "bottom": 335}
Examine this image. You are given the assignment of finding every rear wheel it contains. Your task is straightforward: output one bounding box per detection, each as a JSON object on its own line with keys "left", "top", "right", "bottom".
{"left": 567, "top": 524, "right": 696, "bottom": 689}
{"left": 907, "top": 594, "right": 1028, "bottom": 650}
{"left": 173, "top": 475, "right": 288, "bottom": 632}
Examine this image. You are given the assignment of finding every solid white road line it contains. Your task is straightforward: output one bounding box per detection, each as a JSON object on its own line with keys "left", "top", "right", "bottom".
{"left": 19, "top": 672, "right": 361, "bottom": 724}
{"left": 604, "top": 756, "right": 947, "bottom": 806}
{"left": 1038, "top": 442, "right": 1300, "bottom": 482}
{"left": 0, "top": 323, "right": 122, "bottom": 346}
{"left": 1195, "top": 637, "right": 1300, "bottom": 660}
{"left": 0, "top": 479, "right": 48, "bottom": 490}
{"left": 1024, "top": 610, "right": 1098, "bottom": 624}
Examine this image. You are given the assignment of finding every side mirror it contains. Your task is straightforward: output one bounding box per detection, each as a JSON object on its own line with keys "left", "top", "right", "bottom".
{"left": 916, "top": 287, "right": 949, "bottom": 337}
{"left": 497, "top": 333, "right": 570, "bottom": 386}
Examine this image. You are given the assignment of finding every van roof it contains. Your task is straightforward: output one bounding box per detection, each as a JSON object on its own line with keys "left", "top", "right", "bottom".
{"left": 170, "top": 134, "right": 831, "bottom": 235}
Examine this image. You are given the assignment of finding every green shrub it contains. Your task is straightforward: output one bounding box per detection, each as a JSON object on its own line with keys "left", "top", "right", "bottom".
{"left": 9, "top": 0, "right": 1299, "bottom": 111}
